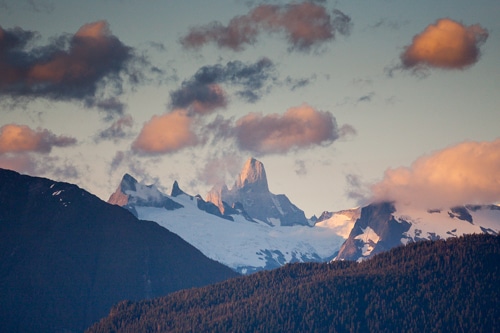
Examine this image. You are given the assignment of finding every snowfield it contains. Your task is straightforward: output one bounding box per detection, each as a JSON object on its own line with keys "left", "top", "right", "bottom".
{"left": 136, "top": 193, "right": 350, "bottom": 274}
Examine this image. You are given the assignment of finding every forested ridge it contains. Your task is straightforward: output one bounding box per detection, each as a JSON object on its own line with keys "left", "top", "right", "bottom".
{"left": 88, "top": 234, "right": 500, "bottom": 332}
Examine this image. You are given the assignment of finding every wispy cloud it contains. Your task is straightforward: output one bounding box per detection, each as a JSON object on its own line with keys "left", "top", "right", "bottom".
{"left": 180, "top": 2, "right": 351, "bottom": 52}
{"left": 0, "top": 153, "right": 79, "bottom": 181}
{"left": 84, "top": 97, "right": 126, "bottom": 119}
{"left": 26, "top": 0, "right": 54, "bottom": 13}
{"left": 345, "top": 173, "right": 371, "bottom": 206}
{"left": 295, "top": 159, "right": 307, "bottom": 176}
{"left": 400, "top": 18, "right": 489, "bottom": 71}
{"left": 170, "top": 58, "right": 276, "bottom": 111}
{"left": 196, "top": 152, "right": 244, "bottom": 187}
{"left": 94, "top": 115, "right": 134, "bottom": 143}
{"left": 371, "top": 139, "right": 500, "bottom": 209}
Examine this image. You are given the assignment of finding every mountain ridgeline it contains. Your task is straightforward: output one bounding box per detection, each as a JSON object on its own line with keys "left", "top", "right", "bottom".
{"left": 88, "top": 234, "right": 500, "bottom": 332}
{"left": 207, "top": 157, "right": 310, "bottom": 226}
{"left": 107, "top": 157, "right": 342, "bottom": 274}
{"left": 108, "top": 157, "right": 500, "bottom": 271}
{"left": 0, "top": 169, "right": 238, "bottom": 333}
{"left": 336, "top": 201, "right": 500, "bottom": 261}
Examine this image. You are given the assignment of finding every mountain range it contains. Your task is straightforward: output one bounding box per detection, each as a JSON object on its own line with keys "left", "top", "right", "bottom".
{"left": 108, "top": 157, "right": 500, "bottom": 269}
{"left": 1, "top": 156, "right": 499, "bottom": 331}
{"left": 336, "top": 201, "right": 500, "bottom": 261}
{"left": 108, "top": 157, "right": 356, "bottom": 274}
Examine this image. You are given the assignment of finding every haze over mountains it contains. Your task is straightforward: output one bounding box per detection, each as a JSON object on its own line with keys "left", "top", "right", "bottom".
{"left": 108, "top": 157, "right": 352, "bottom": 274}
{"left": 1, "top": 156, "right": 499, "bottom": 332}
{"left": 109, "top": 157, "right": 500, "bottom": 267}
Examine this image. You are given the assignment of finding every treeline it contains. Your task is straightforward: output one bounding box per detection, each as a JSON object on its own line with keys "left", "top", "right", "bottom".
{"left": 87, "top": 234, "right": 500, "bottom": 332}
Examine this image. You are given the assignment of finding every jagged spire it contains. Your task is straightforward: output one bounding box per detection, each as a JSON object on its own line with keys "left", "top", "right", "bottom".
{"left": 171, "top": 180, "right": 186, "bottom": 197}
{"left": 235, "top": 157, "right": 269, "bottom": 192}
{"left": 108, "top": 173, "right": 137, "bottom": 206}
{"left": 121, "top": 173, "right": 138, "bottom": 192}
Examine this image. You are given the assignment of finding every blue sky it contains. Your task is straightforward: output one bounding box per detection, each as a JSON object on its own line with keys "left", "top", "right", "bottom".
{"left": 1, "top": 0, "right": 499, "bottom": 216}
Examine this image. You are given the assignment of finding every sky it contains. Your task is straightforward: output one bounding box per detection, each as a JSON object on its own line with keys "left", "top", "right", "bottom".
{"left": 0, "top": 0, "right": 499, "bottom": 217}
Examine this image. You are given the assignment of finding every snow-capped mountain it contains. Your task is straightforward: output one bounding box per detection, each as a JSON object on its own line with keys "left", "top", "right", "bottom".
{"left": 108, "top": 156, "right": 500, "bottom": 270}
{"left": 206, "top": 158, "right": 310, "bottom": 226}
{"left": 108, "top": 159, "right": 356, "bottom": 274}
{"left": 335, "top": 201, "right": 500, "bottom": 262}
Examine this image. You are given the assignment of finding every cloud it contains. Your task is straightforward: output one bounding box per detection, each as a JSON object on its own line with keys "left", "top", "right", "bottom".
{"left": 132, "top": 110, "right": 199, "bottom": 155}
{"left": 368, "top": 18, "right": 408, "bottom": 31}
{"left": 345, "top": 173, "right": 371, "bottom": 206}
{"left": 109, "top": 150, "right": 127, "bottom": 172}
{"left": 27, "top": 0, "right": 54, "bottom": 13}
{"left": 233, "top": 104, "right": 342, "bottom": 155}
{"left": 84, "top": 97, "right": 126, "bottom": 119}
{"left": 170, "top": 83, "right": 227, "bottom": 115}
{"left": 0, "top": 153, "right": 79, "bottom": 180}
{"left": 170, "top": 58, "right": 276, "bottom": 110}
{"left": 0, "top": 124, "right": 77, "bottom": 154}
{"left": 180, "top": 2, "right": 351, "bottom": 52}
{"left": 0, "top": 21, "right": 138, "bottom": 102}
{"left": 132, "top": 104, "right": 353, "bottom": 157}
{"left": 371, "top": 139, "right": 500, "bottom": 209}
{"left": 285, "top": 74, "right": 316, "bottom": 91}
{"left": 400, "top": 18, "right": 489, "bottom": 70}
{"left": 357, "top": 92, "right": 374, "bottom": 103}
{"left": 196, "top": 152, "right": 244, "bottom": 187}
{"left": 295, "top": 159, "right": 307, "bottom": 176}
{"left": 0, "top": 154, "right": 37, "bottom": 173}
{"left": 95, "top": 114, "right": 134, "bottom": 142}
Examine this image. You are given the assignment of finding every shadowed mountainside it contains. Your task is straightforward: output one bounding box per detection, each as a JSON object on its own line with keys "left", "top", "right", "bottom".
{"left": 0, "top": 169, "right": 238, "bottom": 333}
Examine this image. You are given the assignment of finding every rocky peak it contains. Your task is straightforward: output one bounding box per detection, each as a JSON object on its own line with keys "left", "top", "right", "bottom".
{"left": 234, "top": 157, "right": 269, "bottom": 192}
{"left": 120, "top": 173, "right": 138, "bottom": 192}
{"left": 171, "top": 181, "right": 188, "bottom": 197}
{"left": 108, "top": 174, "right": 183, "bottom": 211}
{"left": 108, "top": 174, "right": 138, "bottom": 206}
{"left": 206, "top": 184, "right": 229, "bottom": 214}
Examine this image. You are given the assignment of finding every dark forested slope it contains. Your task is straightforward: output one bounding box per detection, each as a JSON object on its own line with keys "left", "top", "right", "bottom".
{"left": 0, "top": 169, "right": 238, "bottom": 333}
{"left": 88, "top": 234, "right": 500, "bottom": 333}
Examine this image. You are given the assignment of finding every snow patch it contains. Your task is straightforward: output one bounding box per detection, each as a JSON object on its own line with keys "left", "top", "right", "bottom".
{"left": 315, "top": 210, "right": 359, "bottom": 239}
{"left": 355, "top": 226, "right": 380, "bottom": 257}
{"left": 271, "top": 196, "right": 284, "bottom": 215}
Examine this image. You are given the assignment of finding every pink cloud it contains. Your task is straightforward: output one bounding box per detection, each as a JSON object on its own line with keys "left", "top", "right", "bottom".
{"left": 0, "top": 124, "right": 77, "bottom": 154}
{"left": 401, "top": 18, "right": 488, "bottom": 70}
{"left": 132, "top": 110, "right": 199, "bottom": 155}
{"left": 0, "top": 21, "right": 133, "bottom": 100}
{"left": 180, "top": 2, "right": 351, "bottom": 52}
{"left": 371, "top": 139, "right": 500, "bottom": 208}
{"left": 234, "top": 104, "right": 339, "bottom": 155}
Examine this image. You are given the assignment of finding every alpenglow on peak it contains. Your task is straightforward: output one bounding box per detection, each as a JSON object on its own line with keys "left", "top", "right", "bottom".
{"left": 235, "top": 157, "right": 269, "bottom": 192}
